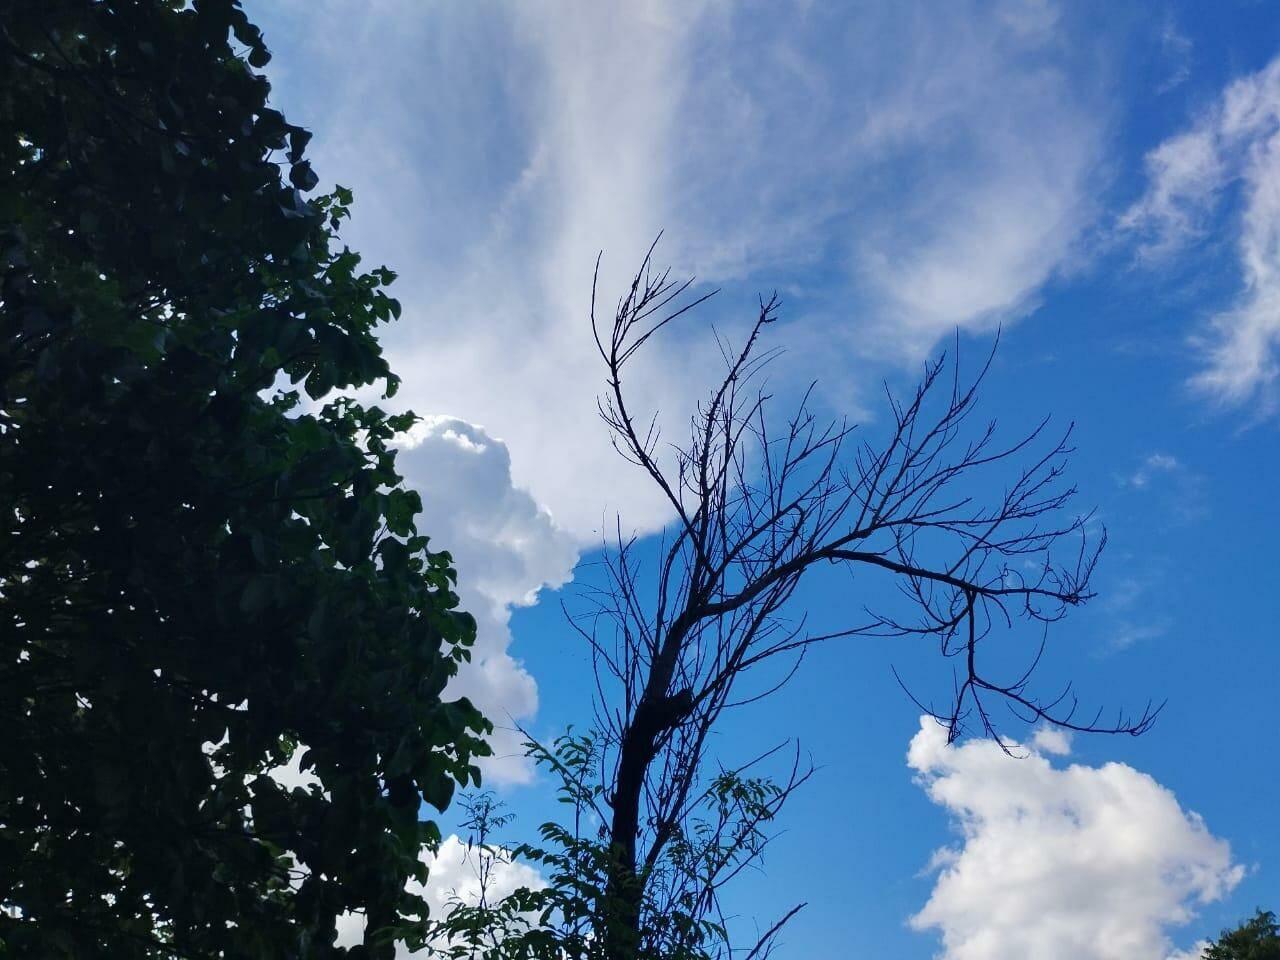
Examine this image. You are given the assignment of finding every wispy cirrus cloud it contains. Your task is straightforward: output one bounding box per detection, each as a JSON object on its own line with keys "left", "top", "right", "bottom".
{"left": 1124, "top": 452, "right": 1182, "bottom": 489}
{"left": 1117, "top": 450, "right": 1208, "bottom": 522}
{"left": 251, "top": 0, "right": 1114, "bottom": 539}
{"left": 1157, "top": 15, "right": 1194, "bottom": 95}
{"left": 1124, "top": 54, "right": 1280, "bottom": 409}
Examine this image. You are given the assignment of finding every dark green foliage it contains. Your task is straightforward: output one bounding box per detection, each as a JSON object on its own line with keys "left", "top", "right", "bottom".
{"left": 1204, "top": 910, "right": 1280, "bottom": 960}
{"left": 0, "top": 1, "right": 489, "bottom": 956}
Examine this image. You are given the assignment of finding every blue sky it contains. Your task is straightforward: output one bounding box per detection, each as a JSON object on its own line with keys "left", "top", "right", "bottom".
{"left": 246, "top": 2, "right": 1280, "bottom": 957}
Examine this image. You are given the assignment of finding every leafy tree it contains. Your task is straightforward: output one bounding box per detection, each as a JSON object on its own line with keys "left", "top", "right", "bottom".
{"left": 1204, "top": 910, "right": 1280, "bottom": 960}
{"left": 1, "top": 2, "right": 489, "bottom": 956}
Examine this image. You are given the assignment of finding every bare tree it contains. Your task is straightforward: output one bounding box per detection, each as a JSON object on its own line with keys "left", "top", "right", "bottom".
{"left": 566, "top": 242, "right": 1160, "bottom": 959}
{"left": 428, "top": 244, "right": 1159, "bottom": 960}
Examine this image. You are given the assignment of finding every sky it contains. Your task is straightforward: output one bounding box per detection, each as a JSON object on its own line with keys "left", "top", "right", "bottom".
{"left": 245, "top": 2, "right": 1280, "bottom": 957}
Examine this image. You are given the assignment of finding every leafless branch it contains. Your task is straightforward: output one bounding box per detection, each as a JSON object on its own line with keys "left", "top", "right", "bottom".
{"left": 579, "top": 245, "right": 1159, "bottom": 957}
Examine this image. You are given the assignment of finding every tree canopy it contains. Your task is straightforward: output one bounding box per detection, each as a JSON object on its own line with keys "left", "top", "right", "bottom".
{"left": 1204, "top": 910, "right": 1280, "bottom": 960}
{"left": 1, "top": 1, "right": 488, "bottom": 956}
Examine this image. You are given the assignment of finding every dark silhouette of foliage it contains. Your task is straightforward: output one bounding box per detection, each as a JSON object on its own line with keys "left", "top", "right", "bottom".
{"left": 1204, "top": 910, "right": 1280, "bottom": 960}
{"left": 1, "top": 2, "right": 489, "bottom": 956}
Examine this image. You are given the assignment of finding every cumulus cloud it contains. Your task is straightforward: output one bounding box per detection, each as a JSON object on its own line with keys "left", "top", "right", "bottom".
{"left": 416, "top": 834, "right": 547, "bottom": 921}
{"left": 908, "top": 717, "right": 1242, "bottom": 960}
{"left": 249, "top": 0, "right": 1112, "bottom": 538}
{"left": 1028, "top": 726, "right": 1071, "bottom": 756}
{"left": 335, "top": 834, "right": 546, "bottom": 957}
{"left": 394, "top": 418, "right": 579, "bottom": 784}
{"left": 1124, "top": 54, "right": 1280, "bottom": 407}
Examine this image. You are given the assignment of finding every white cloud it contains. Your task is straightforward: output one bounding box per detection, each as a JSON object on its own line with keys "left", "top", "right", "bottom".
{"left": 266, "top": 743, "right": 324, "bottom": 794}
{"left": 335, "top": 834, "right": 546, "bottom": 957}
{"left": 1125, "top": 452, "right": 1181, "bottom": 489}
{"left": 253, "top": 0, "right": 726, "bottom": 539}
{"left": 249, "top": 0, "right": 1112, "bottom": 538}
{"left": 394, "top": 418, "right": 579, "bottom": 785}
{"left": 846, "top": 2, "right": 1107, "bottom": 358}
{"left": 1124, "top": 55, "right": 1280, "bottom": 407}
{"left": 1098, "top": 566, "right": 1173, "bottom": 654}
{"left": 1108, "top": 619, "right": 1172, "bottom": 653}
{"left": 1121, "top": 129, "right": 1225, "bottom": 259}
{"left": 908, "top": 717, "right": 1242, "bottom": 960}
{"left": 416, "top": 834, "right": 547, "bottom": 921}
{"left": 1116, "top": 451, "right": 1207, "bottom": 522}
{"left": 1157, "top": 16, "right": 1193, "bottom": 95}
{"left": 1029, "top": 726, "right": 1071, "bottom": 756}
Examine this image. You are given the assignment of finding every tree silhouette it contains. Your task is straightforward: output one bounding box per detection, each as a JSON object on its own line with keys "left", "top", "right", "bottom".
{"left": 1205, "top": 910, "right": 1280, "bottom": 960}
{"left": 2, "top": 3, "right": 487, "bottom": 956}
{"left": 576, "top": 244, "right": 1159, "bottom": 958}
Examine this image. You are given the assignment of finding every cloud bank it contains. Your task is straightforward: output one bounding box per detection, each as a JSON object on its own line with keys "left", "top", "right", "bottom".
{"left": 908, "top": 718, "right": 1241, "bottom": 960}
